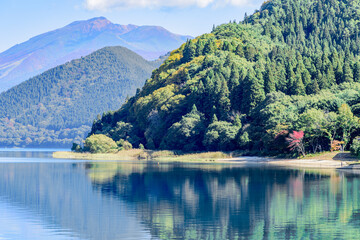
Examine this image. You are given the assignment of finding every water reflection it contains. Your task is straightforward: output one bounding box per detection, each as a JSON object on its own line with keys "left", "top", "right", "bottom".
{"left": 0, "top": 148, "right": 68, "bottom": 159}
{"left": 1, "top": 159, "right": 360, "bottom": 239}
{"left": 0, "top": 162, "right": 151, "bottom": 240}
{"left": 87, "top": 163, "right": 360, "bottom": 239}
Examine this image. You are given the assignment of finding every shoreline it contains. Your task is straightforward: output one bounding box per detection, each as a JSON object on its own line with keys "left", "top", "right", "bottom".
{"left": 53, "top": 150, "right": 360, "bottom": 169}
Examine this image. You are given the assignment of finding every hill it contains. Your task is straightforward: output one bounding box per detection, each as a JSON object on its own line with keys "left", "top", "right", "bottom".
{"left": 89, "top": 0, "right": 360, "bottom": 155}
{"left": 0, "top": 46, "right": 161, "bottom": 147}
{"left": 0, "top": 17, "right": 191, "bottom": 92}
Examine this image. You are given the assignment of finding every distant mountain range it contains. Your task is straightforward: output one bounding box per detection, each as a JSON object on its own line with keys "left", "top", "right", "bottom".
{"left": 0, "top": 17, "right": 191, "bottom": 92}
{"left": 0, "top": 46, "right": 161, "bottom": 147}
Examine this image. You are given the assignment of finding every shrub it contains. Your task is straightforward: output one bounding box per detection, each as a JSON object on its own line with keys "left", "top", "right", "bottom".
{"left": 84, "top": 134, "right": 118, "bottom": 153}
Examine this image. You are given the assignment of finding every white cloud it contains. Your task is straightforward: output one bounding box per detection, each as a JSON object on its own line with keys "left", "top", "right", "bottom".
{"left": 84, "top": 0, "right": 253, "bottom": 10}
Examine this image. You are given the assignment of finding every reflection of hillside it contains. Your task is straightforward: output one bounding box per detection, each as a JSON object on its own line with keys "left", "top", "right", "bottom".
{"left": 89, "top": 163, "right": 360, "bottom": 239}
{"left": 0, "top": 163, "right": 150, "bottom": 240}
{"left": 0, "top": 150, "right": 54, "bottom": 159}
{"left": 1, "top": 160, "right": 360, "bottom": 239}
{"left": 88, "top": 164, "right": 295, "bottom": 239}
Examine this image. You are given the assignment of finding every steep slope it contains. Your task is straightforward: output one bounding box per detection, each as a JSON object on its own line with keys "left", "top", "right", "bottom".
{"left": 90, "top": 0, "right": 360, "bottom": 154}
{"left": 0, "top": 17, "right": 191, "bottom": 92}
{"left": 0, "top": 46, "right": 161, "bottom": 147}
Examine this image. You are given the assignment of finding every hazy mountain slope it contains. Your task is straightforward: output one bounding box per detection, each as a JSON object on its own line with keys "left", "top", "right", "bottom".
{"left": 0, "top": 17, "right": 190, "bottom": 92}
{"left": 0, "top": 46, "right": 161, "bottom": 147}
{"left": 89, "top": 0, "right": 360, "bottom": 154}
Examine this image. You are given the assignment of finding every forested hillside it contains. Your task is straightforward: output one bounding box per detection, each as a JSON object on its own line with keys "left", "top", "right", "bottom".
{"left": 0, "top": 46, "right": 161, "bottom": 147}
{"left": 89, "top": 0, "right": 360, "bottom": 155}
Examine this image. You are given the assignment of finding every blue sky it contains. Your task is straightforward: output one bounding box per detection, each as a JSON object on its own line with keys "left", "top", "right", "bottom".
{"left": 0, "top": 0, "right": 264, "bottom": 52}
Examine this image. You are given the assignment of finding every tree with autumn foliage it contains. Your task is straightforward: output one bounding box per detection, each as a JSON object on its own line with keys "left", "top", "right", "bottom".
{"left": 286, "top": 131, "right": 306, "bottom": 157}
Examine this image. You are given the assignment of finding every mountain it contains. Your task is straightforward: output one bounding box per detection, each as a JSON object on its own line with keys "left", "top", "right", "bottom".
{"left": 0, "top": 17, "right": 191, "bottom": 92}
{"left": 89, "top": 0, "right": 360, "bottom": 155}
{"left": 0, "top": 46, "right": 161, "bottom": 147}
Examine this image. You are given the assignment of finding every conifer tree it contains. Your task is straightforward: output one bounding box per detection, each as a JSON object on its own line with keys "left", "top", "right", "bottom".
{"left": 218, "top": 78, "right": 231, "bottom": 118}
{"left": 264, "top": 63, "right": 276, "bottom": 93}
{"left": 353, "top": 62, "right": 360, "bottom": 82}
{"left": 292, "top": 73, "right": 305, "bottom": 95}
{"left": 241, "top": 67, "right": 265, "bottom": 113}
{"left": 235, "top": 44, "right": 244, "bottom": 57}
{"left": 228, "top": 66, "right": 240, "bottom": 91}
{"left": 326, "top": 65, "right": 336, "bottom": 86}
{"left": 182, "top": 40, "right": 196, "bottom": 63}
{"left": 311, "top": 79, "right": 320, "bottom": 94}
{"left": 195, "top": 40, "right": 205, "bottom": 57}
{"left": 203, "top": 39, "right": 216, "bottom": 55}
{"left": 343, "top": 60, "right": 354, "bottom": 83}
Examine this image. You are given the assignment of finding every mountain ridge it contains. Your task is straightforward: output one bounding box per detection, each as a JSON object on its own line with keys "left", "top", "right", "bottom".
{"left": 0, "top": 17, "right": 191, "bottom": 92}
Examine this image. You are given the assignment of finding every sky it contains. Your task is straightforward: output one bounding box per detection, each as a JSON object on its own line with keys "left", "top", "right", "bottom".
{"left": 0, "top": 0, "right": 264, "bottom": 52}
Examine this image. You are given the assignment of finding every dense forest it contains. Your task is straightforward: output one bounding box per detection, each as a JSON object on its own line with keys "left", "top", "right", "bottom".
{"left": 88, "top": 0, "right": 360, "bottom": 155}
{"left": 0, "top": 47, "right": 162, "bottom": 147}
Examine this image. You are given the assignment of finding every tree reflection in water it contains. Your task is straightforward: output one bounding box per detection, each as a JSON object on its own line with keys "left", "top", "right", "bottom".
{"left": 87, "top": 162, "right": 360, "bottom": 239}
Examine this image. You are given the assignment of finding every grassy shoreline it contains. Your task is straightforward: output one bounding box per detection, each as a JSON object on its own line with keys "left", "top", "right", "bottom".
{"left": 53, "top": 149, "right": 235, "bottom": 162}
{"left": 53, "top": 149, "right": 360, "bottom": 168}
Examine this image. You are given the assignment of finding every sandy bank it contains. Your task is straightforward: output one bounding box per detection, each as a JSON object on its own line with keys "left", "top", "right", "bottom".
{"left": 218, "top": 157, "right": 349, "bottom": 168}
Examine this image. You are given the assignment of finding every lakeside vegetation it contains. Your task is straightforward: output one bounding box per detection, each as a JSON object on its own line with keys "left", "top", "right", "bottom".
{"left": 82, "top": 0, "right": 360, "bottom": 158}
{"left": 54, "top": 149, "right": 233, "bottom": 162}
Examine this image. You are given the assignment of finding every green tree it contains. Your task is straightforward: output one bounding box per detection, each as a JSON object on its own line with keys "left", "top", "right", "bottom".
{"left": 343, "top": 61, "right": 354, "bottom": 83}
{"left": 353, "top": 62, "right": 360, "bottom": 82}
{"left": 203, "top": 121, "right": 240, "bottom": 151}
{"left": 292, "top": 74, "right": 305, "bottom": 95}
{"left": 297, "top": 108, "right": 328, "bottom": 153}
{"left": 84, "top": 134, "right": 118, "bottom": 153}
{"left": 203, "top": 39, "right": 217, "bottom": 55}
{"left": 235, "top": 44, "right": 244, "bottom": 57}
{"left": 182, "top": 40, "right": 196, "bottom": 63}
{"left": 264, "top": 63, "right": 276, "bottom": 93}
{"left": 161, "top": 105, "right": 205, "bottom": 151}
{"left": 109, "top": 121, "right": 133, "bottom": 141}
{"left": 338, "top": 104, "right": 359, "bottom": 148}
{"left": 242, "top": 67, "right": 265, "bottom": 113}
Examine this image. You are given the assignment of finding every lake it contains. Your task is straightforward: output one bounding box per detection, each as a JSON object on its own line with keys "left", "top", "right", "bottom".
{"left": 0, "top": 149, "right": 360, "bottom": 239}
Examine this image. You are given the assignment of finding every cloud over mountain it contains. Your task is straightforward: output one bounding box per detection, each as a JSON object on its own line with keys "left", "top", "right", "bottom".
{"left": 84, "top": 0, "right": 253, "bottom": 10}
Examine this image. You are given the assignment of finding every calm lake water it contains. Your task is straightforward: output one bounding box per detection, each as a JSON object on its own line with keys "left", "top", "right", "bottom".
{"left": 0, "top": 149, "right": 360, "bottom": 239}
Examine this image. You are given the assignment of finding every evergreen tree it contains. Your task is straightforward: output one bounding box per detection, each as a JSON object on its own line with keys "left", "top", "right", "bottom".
{"left": 228, "top": 66, "right": 240, "bottom": 91}
{"left": 292, "top": 73, "right": 305, "bottom": 95}
{"left": 241, "top": 67, "right": 265, "bottom": 113}
{"left": 353, "top": 62, "right": 360, "bottom": 82}
{"left": 195, "top": 40, "right": 205, "bottom": 57}
{"left": 182, "top": 40, "right": 196, "bottom": 63}
{"left": 311, "top": 79, "right": 320, "bottom": 94}
{"left": 244, "top": 45, "right": 256, "bottom": 61}
{"left": 326, "top": 65, "right": 336, "bottom": 86}
{"left": 264, "top": 63, "right": 276, "bottom": 93}
{"left": 343, "top": 60, "right": 354, "bottom": 83}
{"left": 218, "top": 79, "right": 231, "bottom": 118}
{"left": 235, "top": 44, "right": 244, "bottom": 57}
{"left": 203, "top": 39, "right": 217, "bottom": 55}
